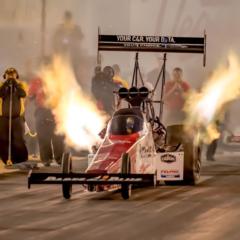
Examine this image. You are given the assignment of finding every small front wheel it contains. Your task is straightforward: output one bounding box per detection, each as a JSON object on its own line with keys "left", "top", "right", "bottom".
{"left": 121, "top": 184, "right": 132, "bottom": 200}
{"left": 121, "top": 153, "right": 131, "bottom": 200}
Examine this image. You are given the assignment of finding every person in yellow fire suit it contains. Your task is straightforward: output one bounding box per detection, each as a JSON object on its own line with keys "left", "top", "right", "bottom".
{"left": 0, "top": 68, "right": 28, "bottom": 165}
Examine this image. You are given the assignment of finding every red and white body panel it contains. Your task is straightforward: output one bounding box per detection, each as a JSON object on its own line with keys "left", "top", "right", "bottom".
{"left": 86, "top": 114, "right": 184, "bottom": 183}
{"left": 86, "top": 122, "right": 156, "bottom": 175}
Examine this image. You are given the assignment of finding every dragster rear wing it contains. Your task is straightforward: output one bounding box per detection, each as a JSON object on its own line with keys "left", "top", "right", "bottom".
{"left": 98, "top": 33, "right": 207, "bottom": 66}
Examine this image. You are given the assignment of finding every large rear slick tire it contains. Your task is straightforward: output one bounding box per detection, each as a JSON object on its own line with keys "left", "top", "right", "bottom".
{"left": 166, "top": 124, "right": 201, "bottom": 185}
{"left": 121, "top": 153, "right": 131, "bottom": 200}
{"left": 182, "top": 142, "right": 201, "bottom": 185}
{"left": 62, "top": 152, "right": 72, "bottom": 199}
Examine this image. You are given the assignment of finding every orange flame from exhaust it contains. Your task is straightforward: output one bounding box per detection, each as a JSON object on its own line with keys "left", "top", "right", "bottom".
{"left": 38, "top": 55, "right": 107, "bottom": 150}
{"left": 184, "top": 53, "right": 240, "bottom": 143}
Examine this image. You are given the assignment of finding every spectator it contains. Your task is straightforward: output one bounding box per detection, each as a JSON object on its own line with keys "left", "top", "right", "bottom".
{"left": 147, "top": 56, "right": 170, "bottom": 100}
{"left": 53, "top": 11, "right": 84, "bottom": 85}
{"left": 163, "top": 67, "right": 190, "bottom": 125}
{"left": 53, "top": 10, "right": 83, "bottom": 57}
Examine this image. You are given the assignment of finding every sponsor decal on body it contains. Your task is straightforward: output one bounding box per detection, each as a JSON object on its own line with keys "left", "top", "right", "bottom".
{"left": 140, "top": 145, "right": 155, "bottom": 158}
{"left": 160, "top": 169, "right": 180, "bottom": 178}
{"left": 157, "top": 152, "right": 184, "bottom": 180}
{"left": 160, "top": 153, "right": 176, "bottom": 163}
{"left": 116, "top": 35, "right": 175, "bottom": 43}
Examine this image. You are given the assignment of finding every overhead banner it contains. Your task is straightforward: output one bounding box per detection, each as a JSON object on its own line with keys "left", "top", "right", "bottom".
{"left": 98, "top": 34, "right": 206, "bottom": 54}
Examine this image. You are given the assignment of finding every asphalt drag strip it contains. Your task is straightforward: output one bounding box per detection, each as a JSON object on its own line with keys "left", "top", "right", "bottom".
{"left": 1, "top": 156, "right": 240, "bottom": 240}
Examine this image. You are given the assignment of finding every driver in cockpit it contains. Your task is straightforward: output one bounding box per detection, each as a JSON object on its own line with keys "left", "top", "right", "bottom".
{"left": 126, "top": 117, "right": 135, "bottom": 134}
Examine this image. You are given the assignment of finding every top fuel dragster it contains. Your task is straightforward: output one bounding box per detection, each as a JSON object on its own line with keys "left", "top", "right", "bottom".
{"left": 28, "top": 32, "right": 206, "bottom": 199}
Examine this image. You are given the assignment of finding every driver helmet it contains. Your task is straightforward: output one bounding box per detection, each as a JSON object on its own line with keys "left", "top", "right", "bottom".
{"left": 126, "top": 117, "right": 135, "bottom": 134}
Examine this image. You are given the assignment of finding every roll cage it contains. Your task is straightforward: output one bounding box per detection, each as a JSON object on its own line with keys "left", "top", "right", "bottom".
{"left": 97, "top": 29, "right": 206, "bottom": 124}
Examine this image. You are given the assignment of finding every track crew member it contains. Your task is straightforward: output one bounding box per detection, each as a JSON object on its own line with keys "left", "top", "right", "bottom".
{"left": 28, "top": 60, "right": 64, "bottom": 166}
{"left": 0, "top": 68, "right": 28, "bottom": 164}
{"left": 92, "top": 66, "right": 119, "bottom": 115}
{"left": 91, "top": 65, "right": 105, "bottom": 110}
{"left": 112, "top": 64, "right": 129, "bottom": 89}
{"left": 102, "top": 66, "right": 120, "bottom": 115}
{"left": 163, "top": 67, "right": 190, "bottom": 125}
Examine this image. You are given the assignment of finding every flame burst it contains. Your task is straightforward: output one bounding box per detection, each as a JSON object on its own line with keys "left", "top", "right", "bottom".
{"left": 39, "top": 55, "right": 107, "bottom": 150}
{"left": 184, "top": 53, "right": 240, "bottom": 143}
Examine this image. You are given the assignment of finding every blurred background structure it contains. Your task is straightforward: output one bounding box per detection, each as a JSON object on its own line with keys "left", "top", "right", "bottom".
{"left": 0, "top": 0, "right": 239, "bottom": 91}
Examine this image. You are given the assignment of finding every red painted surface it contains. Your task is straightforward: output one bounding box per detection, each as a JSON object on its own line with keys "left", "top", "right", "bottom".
{"left": 86, "top": 133, "right": 139, "bottom": 174}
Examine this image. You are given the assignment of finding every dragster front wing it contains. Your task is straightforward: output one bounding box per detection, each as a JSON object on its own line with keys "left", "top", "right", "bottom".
{"left": 28, "top": 171, "right": 155, "bottom": 188}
